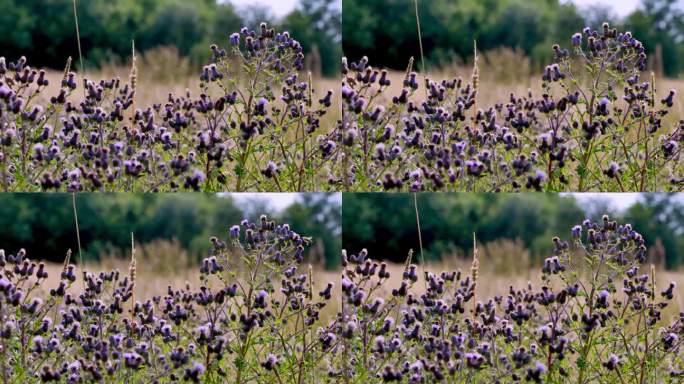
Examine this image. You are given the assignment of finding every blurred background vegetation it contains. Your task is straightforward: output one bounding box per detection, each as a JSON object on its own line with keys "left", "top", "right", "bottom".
{"left": 0, "top": 0, "right": 341, "bottom": 77}
{"left": 342, "top": 193, "right": 684, "bottom": 270}
{"left": 1, "top": 193, "right": 682, "bottom": 272}
{"left": 0, "top": 193, "right": 341, "bottom": 270}
{"left": 342, "top": 0, "right": 684, "bottom": 77}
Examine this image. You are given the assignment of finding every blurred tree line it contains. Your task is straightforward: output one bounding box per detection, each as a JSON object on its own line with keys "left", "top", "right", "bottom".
{"left": 342, "top": 0, "right": 684, "bottom": 77}
{"left": 0, "top": 0, "right": 340, "bottom": 76}
{"left": 0, "top": 193, "right": 341, "bottom": 270}
{"left": 342, "top": 193, "right": 684, "bottom": 269}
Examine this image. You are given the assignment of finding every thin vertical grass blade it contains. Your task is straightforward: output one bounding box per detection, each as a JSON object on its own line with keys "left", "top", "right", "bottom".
{"left": 72, "top": 0, "right": 85, "bottom": 96}
{"left": 471, "top": 233, "right": 479, "bottom": 320}
{"left": 71, "top": 193, "right": 84, "bottom": 289}
{"left": 413, "top": 193, "right": 427, "bottom": 289}
{"left": 413, "top": 0, "right": 427, "bottom": 98}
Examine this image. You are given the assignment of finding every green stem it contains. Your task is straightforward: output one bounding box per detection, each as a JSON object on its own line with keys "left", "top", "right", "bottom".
{"left": 577, "top": 138, "right": 594, "bottom": 192}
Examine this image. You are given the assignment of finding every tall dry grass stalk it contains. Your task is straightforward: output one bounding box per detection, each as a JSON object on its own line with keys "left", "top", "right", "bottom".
{"left": 129, "top": 233, "right": 137, "bottom": 320}
{"left": 471, "top": 41, "right": 479, "bottom": 123}
{"left": 61, "top": 57, "right": 72, "bottom": 84}
{"left": 63, "top": 249, "right": 72, "bottom": 270}
{"left": 404, "top": 56, "right": 415, "bottom": 79}
{"left": 71, "top": 0, "right": 85, "bottom": 98}
{"left": 413, "top": 193, "right": 427, "bottom": 290}
{"left": 650, "top": 264, "right": 657, "bottom": 301}
{"left": 413, "top": 0, "right": 427, "bottom": 98}
{"left": 129, "top": 41, "right": 138, "bottom": 123}
{"left": 71, "top": 193, "right": 84, "bottom": 290}
{"left": 471, "top": 233, "right": 479, "bottom": 321}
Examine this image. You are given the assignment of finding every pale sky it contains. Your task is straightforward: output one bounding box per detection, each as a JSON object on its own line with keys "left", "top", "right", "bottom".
{"left": 566, "top": 193, "right": 684, "bottom": 212}
{"left": 224, "top": 193, "right": 679, "bottom": 213}
{"left": 228, "top": 0, "right": 679, "bottom": 18}
{"left": 566, "top": 193, "right": 641, "bottom": 211}
{"left": 226, "top": 193, "right": 342, "bottom": 212}
{"left": 228, "top": 193, "right": 661, "bottom": 213}
{"left": 567, "top": 0, "right": 641, "bottom": 17}
{"left": 229, "top": 0, "right": 299, "bottom": 17}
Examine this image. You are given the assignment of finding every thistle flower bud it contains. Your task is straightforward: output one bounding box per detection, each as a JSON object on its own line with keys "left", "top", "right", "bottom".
{"left": 604, "top": 161, "right": 620, "bottom": 178}
{"left": 542, "top": 256, "right": 564, "bottom": 274}
{"left": 254, "top": 97, "right": 269, "bottom": 116}
{"left": 662, "top": 282, "right": 676, "bottom": 300}
{"left": 526, "top": 170, "right": 546, "bottom": 191}
{"left": 404, "top": 72, "right": 419, "bottom": 89}
{"left": 254, "top": 289, "right": 268, "bottom": 308}
{"left": 596, "top": 289, "right": 610, "bottom": 308}
{"left": 123, "top": 352, "right": 143, "bottom": 369}
{"left": 0, "top": 277, "right": 10, "bottom": 293}
{"left": 342, "top": 320, "right": 357, "bottom": 338}
{"left": 62, "top": 72, "right": 77, "bottom": 90}
{"left": 663, "top": 332, "right": 679, "bottom": 351}
{"left": 40, "top": 366, "right": 61, "bottom": 381}
{"left": 381, "top": 366, "right": 402, "bottom": 381}
{"left": 319, "top": 90, "right": 333, "bottom": 107}
{"left": 662, "top": 140, "right": 678, "bottom": 158}
{"left": 184, "top": 362, "right": 205, "bottom": 382}
{"left": 572, "top": 32, "right": 582, "bottom": 47}
{"left": 261, "top": 353, "right": 278, "bottom": 371}
{"left": 319, "top": 282, "right": 333, "bottom": 300}
{"left": 229, "top": 32, "right": 240, "bottom": 46}
{"left": 465, "top": 352, "right": 484, "bottom": 368}
{"left": 596, "top": 97, "right": 610, "bottom": 116}
{"left": 526, "top": 362, "right": 547, "bottom": 383}
{"left": 603, "top": 353, "right": 620, "bottom": 370}
{"left": 661, "top": 89, "right": 676, "bottom": 107}
{"left": 571, "top": 225, "right": 582, "bottom": 239}
{"left": 374, "top": 143, "right": 386, "bottom": 161}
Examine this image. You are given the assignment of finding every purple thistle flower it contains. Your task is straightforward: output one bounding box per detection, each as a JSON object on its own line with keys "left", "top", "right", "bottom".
{"left": 572, "top": 32, "right": 582, "bottom": 47}
{"left": 572, "top": 225, "right": 582, "bottom": 239}
{"left": 229, "top": 225, "right": 240, "bottom": 238}
{"left": 261, "top": 353, "right": 278, "bottom": 370}
{"left": 230, "top": 32, "right": 240, "bottom": 46}
{"left": 465, "top": 352, "right": 485, "bottom": 368}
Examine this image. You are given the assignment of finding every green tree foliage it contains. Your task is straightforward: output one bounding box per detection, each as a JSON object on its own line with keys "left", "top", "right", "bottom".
{"left": 282, "top": 193, "right": 342, "bottom": 270}
{"left": 282, "top": 0, "right": 342, "bottom": 77}
{"left": 623, "top": 194, "right": 684, "bottom": 269}
{"left": 342, "top": 193, "right": 684, "bottom": 268}
{"left": 342, "top": 0, "right": 684, "bottom": 76}
{"left": 624, "top": 0, "right": 684, "bottom": 76}
{"left": 0, "top": 194, "right": 341, "bottom": 270}
{"left": 342, "top": 0, "right": 584, "bottom": 71}
{"left": 0, "top": 0, "right": 339, "bottom": 76}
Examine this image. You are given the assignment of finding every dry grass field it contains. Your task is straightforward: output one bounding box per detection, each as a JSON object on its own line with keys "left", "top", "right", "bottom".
{"left": 38, "top": 46, "right": 340, "bottom": 122}
{"left": 37, "top": 245, "right": 684, "bottom": 320}
{"left": 359, "top": 45, "right": 684, "bottom": 125}
{"left": 348, "top": 257, "right": 684, "bottom": 324}
{"left": 39, "top": 240, "right": 339, "bottom": 302}
{"left": 377, "top": 62, "right": 684, "bottom": 124}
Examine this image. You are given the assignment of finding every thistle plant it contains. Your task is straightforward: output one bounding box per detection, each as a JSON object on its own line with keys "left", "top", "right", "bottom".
{"left": 0, "top": 215, "right": 337, "bottom": 383}
{"left": 0, "top": 23, "right": 336, "bottom": 192}
{"left": 339, "top": 23, "right": 683, "bottom": 192}
{"left": 331, "top": 215, "right": 683, "bottom": 383}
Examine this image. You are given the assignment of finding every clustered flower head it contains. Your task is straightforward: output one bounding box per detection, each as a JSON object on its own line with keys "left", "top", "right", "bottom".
{"left": 0, "top": 215, "right": 337, "bottom": 383}
{"left": 325, "top": 216, "right": 683, "bottom": 383}
{"left": 338, "top": 23, "right": 683, "bottom": 192}
{"left": 0, "top": 23, "right": 336, "bottom": 192}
